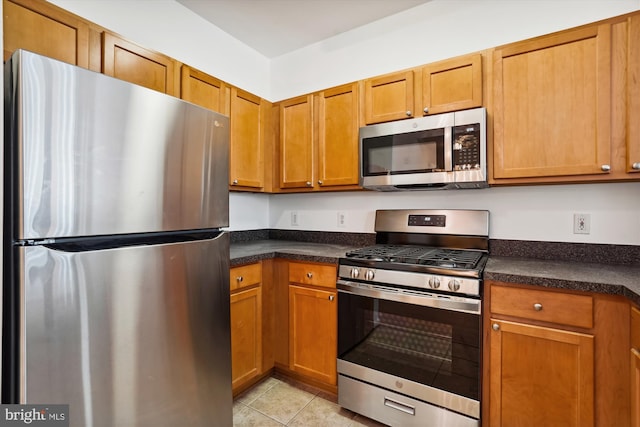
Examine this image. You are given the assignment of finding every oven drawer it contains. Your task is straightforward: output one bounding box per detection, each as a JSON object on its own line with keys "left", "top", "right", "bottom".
{"left": 490, "top": 284, "right": 593, "bottom": 329}
{"left": 338, "top": 375, "right": 478, "bottom": 427}
{"left": 289, "top": 262, "right": 336, "bottom": 288}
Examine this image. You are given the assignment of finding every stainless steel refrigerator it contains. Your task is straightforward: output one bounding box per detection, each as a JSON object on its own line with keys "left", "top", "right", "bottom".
{"left": 2, "top": 50, "right": 232, "bottom": 426}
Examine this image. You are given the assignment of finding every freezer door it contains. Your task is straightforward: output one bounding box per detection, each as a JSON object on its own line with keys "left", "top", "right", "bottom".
{"left": 8, "top": 50, "right": 229, "bottom": 240}
{"left": 17, "top": 233, "right": 231, "bottom": 427}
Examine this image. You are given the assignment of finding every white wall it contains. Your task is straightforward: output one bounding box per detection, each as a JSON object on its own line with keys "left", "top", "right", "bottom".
{"left": 48, "top": 0, "right": 272, "bottom": 99}
{"left": 40, "top": 0, "right": 640, "bottom": 245}
{"left": 270, "top": 0, "right": 640, "bottom": 100}
{"left": 268, "top": 183, "right": 640, "bottom": 245}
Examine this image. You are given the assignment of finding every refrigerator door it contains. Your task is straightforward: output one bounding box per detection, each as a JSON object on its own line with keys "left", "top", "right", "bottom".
{"left": 6, "top": 50, "right": 229, "bottom": 240}
{"left": 17, "top": 233, "right": 231, "bottom": 427}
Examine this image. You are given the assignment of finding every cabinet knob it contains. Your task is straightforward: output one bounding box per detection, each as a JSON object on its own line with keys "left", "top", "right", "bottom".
{"left": 601, "top": 164, "right": 611, "bottom": 172}
{"left": 423, "top": 107, "right": 429, "bottom": 114}
{"left": 306, "top": 272, "right": 313, "bottom": 279}
{"left": 306, "top": 181, "right": 312, "bottom": 187}
{"left": 318, "top": 180, "right": 323, "bottom": 185}
{"left": 492, "top": 323, "right": 500, "bottom": 331}
{"left": 232, "top": 179, "right": 238, "bottom": 185}
{"left": 329, "top": 295, "right": 335, "bottom": 302}
{"left": 236, "top": 276, "right": 243, "bottom": 282}
{"left": 632, "top": 162, "right": 640, "bottom": 170}
{"left": 533, "top": 303, "right": 543, "bottom": 311}
{"left": 405, "top": 110, "right": 412, "bottom": 117}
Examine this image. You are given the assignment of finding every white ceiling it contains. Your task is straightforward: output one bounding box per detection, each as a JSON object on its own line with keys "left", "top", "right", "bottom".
{"left": 176, "top": 0, "right": 431, "bottom": 58}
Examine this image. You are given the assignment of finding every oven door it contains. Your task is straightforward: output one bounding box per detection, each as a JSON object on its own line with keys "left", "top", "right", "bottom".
{"left": 337, "top": 279, "right": 481, "bottom": 419}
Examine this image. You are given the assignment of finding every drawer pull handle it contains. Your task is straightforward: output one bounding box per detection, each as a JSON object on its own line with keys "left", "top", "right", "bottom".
{"left": 329, "top": 295, "right": 335, "bottom": 302}
{"left": 384, "top": 397, "right": 415, "bottom": 416}
{"left": 306, "top": 272, "right": 313, "bottom": 279}
{"left": 236, "top": 276, "right": 243, "bottom": 282}
{"left": 533, "top": 303, "right": 543, "bottom": 311}
{"left": 492, "top": 323, "right": 500, "bottom": 331}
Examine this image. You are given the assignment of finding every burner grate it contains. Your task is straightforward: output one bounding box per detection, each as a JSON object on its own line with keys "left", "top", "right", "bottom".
{"left": 346, "top": 245, "right": 484, "bottom": 269}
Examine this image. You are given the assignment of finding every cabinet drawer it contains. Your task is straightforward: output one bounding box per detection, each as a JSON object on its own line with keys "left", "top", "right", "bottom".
{"left": 230, "top": 262, "right": 262, "bottom": 292}
{"left": 491, "top": 285, "right": 593, "bottom": 329}
{"left": 632, "top": 306, "right": 640, "bottom": 350}
{"left": 288, "top": 262, "right": 336, "bottom": 288}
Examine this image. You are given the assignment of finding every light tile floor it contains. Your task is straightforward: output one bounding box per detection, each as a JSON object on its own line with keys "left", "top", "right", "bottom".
{"left": 233, "top": 374, "right": 387, "bottom": 427}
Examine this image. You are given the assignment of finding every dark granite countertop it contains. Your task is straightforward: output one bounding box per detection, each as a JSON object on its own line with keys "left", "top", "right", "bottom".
{"left": 485, "top": 257, "right": 640, "bottom": 306}
{"left": 230, "top": 240, "right": 359, "bottom": 266}
{"left": 230, "top": 235, "right": 640, "bottom": 307}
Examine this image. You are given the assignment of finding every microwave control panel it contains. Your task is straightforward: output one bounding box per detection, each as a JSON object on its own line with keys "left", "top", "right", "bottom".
{"left": 452, "top": 123, "right": 481, "bottom": 170}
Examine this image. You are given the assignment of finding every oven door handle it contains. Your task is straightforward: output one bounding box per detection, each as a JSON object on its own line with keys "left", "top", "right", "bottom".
{"left": 336, "top": 279, "right": 481, "bottom": 315}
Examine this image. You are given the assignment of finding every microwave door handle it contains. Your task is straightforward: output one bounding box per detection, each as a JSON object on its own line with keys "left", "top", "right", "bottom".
{"left": 444, "top": 126, "right": 453, "bottom": 171}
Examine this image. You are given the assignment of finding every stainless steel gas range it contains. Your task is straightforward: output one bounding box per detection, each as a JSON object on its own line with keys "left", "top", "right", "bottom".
{"left": 337, "top": 209, "right": 489, "bottom": 427}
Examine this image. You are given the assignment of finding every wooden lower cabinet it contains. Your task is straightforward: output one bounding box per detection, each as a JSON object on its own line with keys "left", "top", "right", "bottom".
{"left": 485, "top": 281, "right": 630, "bottom": 427}
{"left": 229, "top": 263, "right": 263, "bottom": 394}
{"left": 489, "top": 319, "right": 594, "bottom": 427}
{"left": 632, "top": 306, "right": 640, "bottom": 427}
{"left": 279, "top": 261, "right": 338, "bottom": 389}
{"left": 288, "top": 284, "right": 337, "bottom": 386}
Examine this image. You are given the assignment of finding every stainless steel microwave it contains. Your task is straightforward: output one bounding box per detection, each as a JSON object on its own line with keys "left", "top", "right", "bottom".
{"left": 360, "top": 107, "right": 487, "bottom": 191}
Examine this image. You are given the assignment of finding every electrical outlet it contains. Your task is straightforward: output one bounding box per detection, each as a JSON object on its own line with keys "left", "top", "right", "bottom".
{"left": 337, "top": 211, "right": 346, "bottom": 228}
{"left": 573, "top": 213, "right": 590, "bottom": 234}
{"left": 291, "top": 211, "right": 299, "bottom": 227}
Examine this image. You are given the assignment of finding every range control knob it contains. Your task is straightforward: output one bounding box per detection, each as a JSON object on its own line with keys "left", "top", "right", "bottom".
{"left": 448, "top": 279, "right": 461, "bottom": 292}
{"left": 350, "top": 268, "right": 360, "bottom": 279}
{"left": 428, "top": 277, "right": 441, "bottom": 289}
{"left": 364, "top": 270, "right": 375, "bottom": 281}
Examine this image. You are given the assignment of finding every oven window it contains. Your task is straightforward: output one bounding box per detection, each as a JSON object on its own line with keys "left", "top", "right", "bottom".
{"left": 338, "top": 292, "right": 480, "bottom": 401}
{"left": 362, "top": 128, "right": 445, "bottom": 176}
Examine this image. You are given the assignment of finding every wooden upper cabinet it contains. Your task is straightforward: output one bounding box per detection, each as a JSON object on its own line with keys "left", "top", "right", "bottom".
{"left": 364, "top": 70, "right": 415, "bottom": 124}
{"left": 316, "top": 83, "right": 360, "bottom": 188}
{"left": 279, "top": 95, "right": 314, "bottom": 189}
{"left": 422, "top": 53, "right": 482, "bottom": 115}
{"left": 628, "top": 15, "right": 640, "bottom": 174}
{"left": 180, "top": 65, "right": 227, "bottom": 113}
{"left": 102, "top": 32, "right": 179, "bottom": 96}
{"left": 492, "top": 24, "right": 612, "bottom": 180}
{"left": 230, "top": 88, "right": 267, "bottom": 190}
{"left": 3, "top": 0, "right": 90, "bottom": 67}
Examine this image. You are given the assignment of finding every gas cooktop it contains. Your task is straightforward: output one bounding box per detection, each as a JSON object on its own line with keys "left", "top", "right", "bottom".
{"left": 345, "top": 244, "right": 485, "bottom": 270}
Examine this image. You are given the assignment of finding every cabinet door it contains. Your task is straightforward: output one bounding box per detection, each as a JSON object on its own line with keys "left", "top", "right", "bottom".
{"left": 628, "top": 15, "right": 640, "bottom": 174}
{"left": 4, "top": 0, "right": 89, "bottom": 67}
{"left": 230, "top": 88, "right": 266, "bottom": 189}
{"left": 102, "top": 32, "right": 178, "bottom": 96}
{"left": 489, "top": 319, "right": 594, "bottom": 427}
{"left": 279, "top": 95, "right": 314, "bottom": 189}
{"left": 493, "top": 25, "right": 612, "bottom": 180}
{"left": 316, "top": 83, "right": 360, "bottom": 188}
{"left": 180, "top": 65, "right": 226, "bottom": 113}
{"left": 230, "top": 286, "right": 262, "bottom": 391}
{"left": 422, "top": 54, "right": 482, "bottom": 115}
{"left": 364, "top": 70, "right": 415, "bottom": 124}
{"left": 634, "top": 348, "right": 640, "bottom": 427}
{"left": 633, "top": 306, "right": 640, "bottom": 427}
{"left": 289, "top": 285, "right": 337, "bottom": 385}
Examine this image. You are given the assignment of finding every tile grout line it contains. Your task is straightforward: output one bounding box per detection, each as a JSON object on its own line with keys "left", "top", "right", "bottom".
{"left": 284, "top": 393, "right": 320, "bottom": 426}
